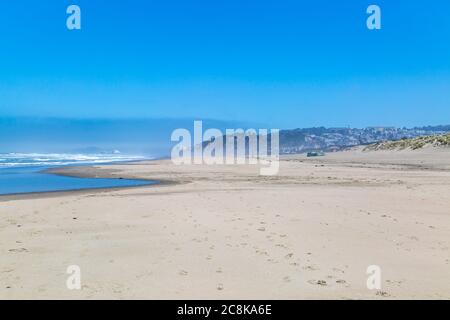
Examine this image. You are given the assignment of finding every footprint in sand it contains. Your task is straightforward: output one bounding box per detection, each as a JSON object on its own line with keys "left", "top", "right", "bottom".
{"left": 332, "top": 267, "right": 345, "bottom": 274}
{"left": 386, "top": 279, "right": 403, "bottom": 287}
{"left": 376, "top": 290, "right": 390, "bottom": 297}
{"left": 303, "top": 265, "right": 318, "bottom": 271}
{"left": 8, "top": 248, "right": 28, "bottom": 253}
{"left": 256, "top": 250, "right": 268, "bottom": 256}
{"left": 1, "top": 268, "right": 14, "bottom": 274}
{"left": 308, "top": 279, "right": 327, "bottom": 286}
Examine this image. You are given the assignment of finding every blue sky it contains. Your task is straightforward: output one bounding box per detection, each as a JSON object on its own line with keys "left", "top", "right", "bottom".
{"left": 0, "top": 0, "right": 449, "bottom": 129}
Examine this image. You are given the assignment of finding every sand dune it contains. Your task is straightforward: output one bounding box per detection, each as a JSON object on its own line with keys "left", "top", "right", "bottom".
{"left": 1, "top": 148, "right": 450, "bottom": 299}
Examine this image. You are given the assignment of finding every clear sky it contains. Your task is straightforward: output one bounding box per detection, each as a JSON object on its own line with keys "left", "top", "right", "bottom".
{"left": 0, "top": 0, "right": 449, "bottom": 129}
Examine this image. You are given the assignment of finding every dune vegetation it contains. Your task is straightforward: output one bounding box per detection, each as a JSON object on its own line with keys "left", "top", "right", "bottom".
{"left": 364, "top": 134, "right": 450, "bottom": 151}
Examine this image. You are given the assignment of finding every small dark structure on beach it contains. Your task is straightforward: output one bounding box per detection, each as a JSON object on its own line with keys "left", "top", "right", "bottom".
{"left": 307, "top": 151, "right": 325, "bottom": 157}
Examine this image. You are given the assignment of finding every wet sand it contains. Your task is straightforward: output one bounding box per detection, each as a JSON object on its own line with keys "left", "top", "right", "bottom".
{"left": 1, "top": 147, "right": 450, "bottom": 299}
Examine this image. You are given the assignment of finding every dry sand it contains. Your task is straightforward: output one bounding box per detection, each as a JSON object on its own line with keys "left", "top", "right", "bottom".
{"left": 1, "top": 147, "right": 450, "bottom": 299}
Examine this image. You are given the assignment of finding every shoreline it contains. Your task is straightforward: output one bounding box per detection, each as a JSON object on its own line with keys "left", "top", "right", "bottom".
{"left": 0, "top": 159, "right": 175, "bottom": 202}
{"left": 0, "top": 183, "right": 161, "bottom": 202}
{"left": 2, "top": 147, "right": 448, "bottom": 201}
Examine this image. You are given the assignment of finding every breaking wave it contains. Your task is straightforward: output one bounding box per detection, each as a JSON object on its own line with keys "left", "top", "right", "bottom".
{"left": 0, "top": 153, "right": 147, "bottom": 168}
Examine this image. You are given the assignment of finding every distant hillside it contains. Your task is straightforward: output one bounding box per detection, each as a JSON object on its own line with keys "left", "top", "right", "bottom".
{"left": 364, "top": 134, "right": 450, "bottom": 151}
{"left": 279, "top": 125, "right": 450, "bottom": 154}
{"left": 202, "top": 125, "right": 450, "bottom": 156}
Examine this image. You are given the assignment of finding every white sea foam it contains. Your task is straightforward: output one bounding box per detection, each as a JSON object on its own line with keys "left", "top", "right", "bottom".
{"left": 0, "top": 153, "right": 147, "bottom": 168}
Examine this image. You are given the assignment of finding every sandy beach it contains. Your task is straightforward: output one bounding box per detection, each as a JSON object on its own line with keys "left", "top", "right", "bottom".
{"left": 1, "top": 148, "right": 450, "bottom": 299}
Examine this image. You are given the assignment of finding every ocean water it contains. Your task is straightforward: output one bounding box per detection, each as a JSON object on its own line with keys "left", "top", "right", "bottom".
{"left": 0, "top": 153, "right": 155, "bottom": 195}
{"left": 0, "top": 153, "right": 145, "bottom": 168}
